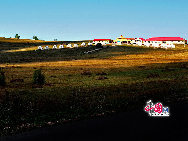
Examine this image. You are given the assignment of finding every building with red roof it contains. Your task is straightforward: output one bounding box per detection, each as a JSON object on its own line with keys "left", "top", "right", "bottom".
{"left": 146, "top": 37, "right": 185, "bottom": 42}
{"left": 92, "top": 36, "right": 187, "bottom": 48}
{"left": 93, "top": 39, "right": 112, "bottom": 45}
{"left": 144, "top": 37, "right": 186, "bottom": 48}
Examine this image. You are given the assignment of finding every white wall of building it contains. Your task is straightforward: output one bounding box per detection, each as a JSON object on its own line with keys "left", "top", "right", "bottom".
{"left": 143, "top": 40, "right": 180, "bottom": 48}
{"left": 93, "top": 40, "right": 110, "bottom": 45}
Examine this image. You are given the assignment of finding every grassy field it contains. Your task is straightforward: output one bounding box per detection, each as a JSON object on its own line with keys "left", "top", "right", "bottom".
{"left": 0, "top": 43, "right": 188, "bottom": 136}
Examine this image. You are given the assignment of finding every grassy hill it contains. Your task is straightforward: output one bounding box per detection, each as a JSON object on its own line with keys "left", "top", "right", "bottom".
{"left": 0, "top": 41, "right": 188, "bottom": 136}
{"left": 0, "top": 37, "right": 92, "bottom": 51}
{"left": 0, "top": 37, "right": 61, "bottom": 51}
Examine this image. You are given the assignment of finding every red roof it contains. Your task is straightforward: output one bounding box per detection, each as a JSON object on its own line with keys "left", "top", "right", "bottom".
{"left": 139, "top": 38, "right": 146, "bottom": 41}
{"left": 126, "top": 38, "right": 135, "bottom": 40}
{"left": 135, "top": 38, "right": 145, "bottom": 41}
{"left": 93, "top": 39, "right": 111, "bottom": 41}
{"left": 146, "top": 37, "right": 185, "bottom": 41}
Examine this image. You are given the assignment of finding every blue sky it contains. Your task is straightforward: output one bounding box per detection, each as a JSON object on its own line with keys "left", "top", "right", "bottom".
{"left": 0, "top": 0, "right": 188, "bottom": 41}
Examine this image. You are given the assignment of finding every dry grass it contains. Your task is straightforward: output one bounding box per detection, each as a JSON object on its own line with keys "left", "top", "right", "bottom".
{"left": 1, "top": 49, "right": 188, "bottom": 68}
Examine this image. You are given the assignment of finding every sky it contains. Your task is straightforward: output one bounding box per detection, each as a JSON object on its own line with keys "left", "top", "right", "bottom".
{"left": 0, "top": 0, "right": 188, "bottom": 41}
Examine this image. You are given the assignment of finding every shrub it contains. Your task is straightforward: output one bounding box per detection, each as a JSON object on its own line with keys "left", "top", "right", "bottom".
{"left": 96, "top": 43, "right": 103, "bottom": 48}
{"left": 0, "top": 69, "right": 6, "bottom": 86}
{"left": 33, "top": 69, "right": 45, "bottom": 85}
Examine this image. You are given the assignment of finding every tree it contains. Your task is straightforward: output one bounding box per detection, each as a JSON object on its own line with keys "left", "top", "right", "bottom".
{"left": 33, "top": 36, "right": 39, "bottom": 40}
{"left": 54, "top": 39, "right": 58, "bottom": 41}
{"left": 15, "top": 34, "right": 20, "bottom": 39}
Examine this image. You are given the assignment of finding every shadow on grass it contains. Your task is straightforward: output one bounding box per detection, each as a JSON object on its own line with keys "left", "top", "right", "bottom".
{"left": 0, "top": 41, "right": 92, "bottom": 51}
{"left": 0, "top": 46, "right": 159, "bottom": 64}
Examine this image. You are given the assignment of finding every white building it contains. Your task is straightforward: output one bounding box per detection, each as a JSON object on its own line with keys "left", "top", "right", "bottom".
{"left": 93, "top": 39, "right": 112, "bottom": 45}
{"left": 38, "top": 46, "right": 43, "bottom": 50}
{"left": 132, "top": 38, "right": 145, "bottom": 46}
{"left": 81, "top": 42, "right": 86, "bottom": 47}
{"left": 59, "top": 45, "right": 64, "bottom": 49}
{"left": 67, "top": 44, "right": 72, "bottom": 48}
{"left": 44, "top": 46, "right": 49, "bottom": 50}
{"left": 73, "top": 44, "right": 78, "bottom": 47}
{"left": 88, "top": 42, "right": 93, "bottom": 46}
{"left": 144, "top": 37, "right": 186, "bottom": 48}
{"left": 52, "top": 45, "right": 57, "bottom": 49}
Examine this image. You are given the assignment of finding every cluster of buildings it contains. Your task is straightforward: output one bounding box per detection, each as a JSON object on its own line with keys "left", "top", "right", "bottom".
{"left": 92, "top": 35, "right": 187, "bottom": 48}
{"left": 37, "top": 35, "right": 187, "bottom": 51}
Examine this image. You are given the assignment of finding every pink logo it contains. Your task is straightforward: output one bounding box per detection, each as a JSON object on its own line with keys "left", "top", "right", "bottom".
{"left": 144, "top": 100, "right": 170, "bottom": 117}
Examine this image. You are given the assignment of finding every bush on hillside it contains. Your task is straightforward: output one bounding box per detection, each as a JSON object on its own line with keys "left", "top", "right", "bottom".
{"left": 33, "top": 69, "right": 45, "bottom": 85}
{"left": 0, "top": 69, "right": 6, "bottom": 86}
{"left": 96, "top": 43, "right": 103, "bottom": 48}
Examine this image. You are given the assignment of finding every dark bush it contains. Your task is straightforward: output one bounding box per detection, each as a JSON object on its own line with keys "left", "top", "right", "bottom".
{"left": 96, "top": 76, "right": 108, "bottom": 80}
{"left": 0, "top": 69, "right": 6, "bottom": 86}
{"left": 96, "top": 43, "right": 103, "bottom": 48}
{"left": 96, "top": 72, "right": 108, "bottom": 76}
{"left": 33, "top": 69, "right": 45, "bottom": 85}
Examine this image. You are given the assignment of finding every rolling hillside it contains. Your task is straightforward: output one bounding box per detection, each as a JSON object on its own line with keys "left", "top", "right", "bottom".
{"left": 0, "top": 39, "right": 188, "bottom": 136}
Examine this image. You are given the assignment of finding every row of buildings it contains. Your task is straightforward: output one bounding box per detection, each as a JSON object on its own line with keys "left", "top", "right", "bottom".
{"left": 93, "top": 35, "right": 187, "bottom": 48}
